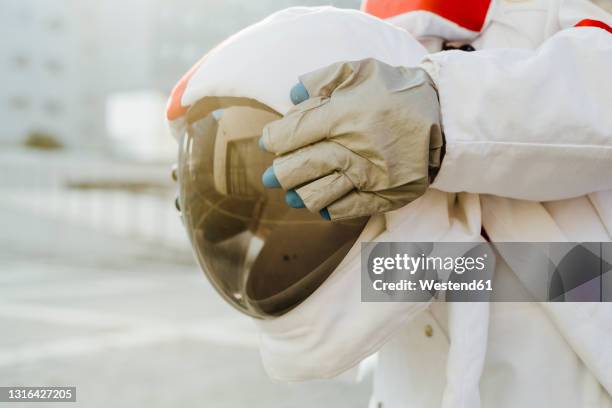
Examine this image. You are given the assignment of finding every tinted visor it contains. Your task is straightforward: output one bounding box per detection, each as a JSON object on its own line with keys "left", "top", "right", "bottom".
{"left": 178, "top": 99, "right": 367, "bottom": 318}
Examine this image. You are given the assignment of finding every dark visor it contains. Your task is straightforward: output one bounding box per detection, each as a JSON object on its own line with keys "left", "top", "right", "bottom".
{"left": 177, "top": 99, "right": 367, "bottom": 318}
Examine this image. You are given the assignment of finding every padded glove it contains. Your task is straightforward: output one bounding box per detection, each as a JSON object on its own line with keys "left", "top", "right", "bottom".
{"left": 261, "top": 58, "right": 444, "bottom": 220}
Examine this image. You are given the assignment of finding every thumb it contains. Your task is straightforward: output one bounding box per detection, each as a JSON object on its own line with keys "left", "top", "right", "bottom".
{"left": 299, "top": 60, "right": 359, "bottom": 98}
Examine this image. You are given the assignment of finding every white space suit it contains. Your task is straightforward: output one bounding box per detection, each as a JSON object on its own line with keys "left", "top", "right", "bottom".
{"left": 254, "top": 1, "right": 612, "bottom": 407}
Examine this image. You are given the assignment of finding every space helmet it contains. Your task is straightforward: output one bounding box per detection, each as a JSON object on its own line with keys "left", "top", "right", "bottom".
{"left": 166, "top": 7, "right": 428, "bottom": 318}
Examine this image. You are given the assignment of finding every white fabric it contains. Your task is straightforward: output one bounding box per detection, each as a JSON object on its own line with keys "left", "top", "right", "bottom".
{"left": 368, "top": 1, "right": 612, "bottom": 408}
{"left": 182, "top": 7, "right": 427, "bottom": 116}
{"left": 386, "top": 10, "right": 482, "bottom": 41}
{"left": 429, "top": 28, "right": 612, "bottom": 200}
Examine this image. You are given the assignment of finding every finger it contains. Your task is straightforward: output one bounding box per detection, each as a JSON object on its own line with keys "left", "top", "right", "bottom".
{"left": 261, "top": 60, "right": 363, "bottom": 154}
{"left": 319, "top": 208, "right": 331, "bottom": 221}
{"left": 326, "top": 190, "right": 396, "bottom": 221}
{"left": 326, "top": 186, "right": 422, "bottom": 220}
{"left": 285, "top": 190, "right": 305, "bottom": 208}
{"left": 295, "top": 172, "right": 354, "bottom": 213}
{"left": 261, "top": 166, "right": 281, "bottom": 188}
{"left": 290, "top": 83, "right": 309, "bottom": 105}
{"left": 262, "top": 97, "right": 332, "bottom": 154}
{"left": 299, "top": 60, "right": 359, "bottom": 98}
{"left": 272, "top": 141, "right": 351, "bottom": 190}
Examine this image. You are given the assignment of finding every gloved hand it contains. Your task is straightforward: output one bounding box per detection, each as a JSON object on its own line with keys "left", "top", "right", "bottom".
{"left": 260, "top": 58, "right": 444, "bottom": 221}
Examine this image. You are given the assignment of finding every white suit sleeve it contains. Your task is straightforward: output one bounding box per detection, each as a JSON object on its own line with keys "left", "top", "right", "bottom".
{"left": 557, "top": 0, "right": 612, "bottom": 30}
{"left": 427, "top": 25, "right": 612, "bottom": 201}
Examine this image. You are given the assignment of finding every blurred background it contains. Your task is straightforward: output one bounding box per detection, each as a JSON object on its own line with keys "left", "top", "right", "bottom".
{"left": 1, "top": 0, "right": 610, "bottom": 407}
{"left": 0, "top": 1, "right": 372, "bottom": 407}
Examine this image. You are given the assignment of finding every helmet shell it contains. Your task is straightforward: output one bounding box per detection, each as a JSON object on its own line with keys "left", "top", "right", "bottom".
{"left": 166, "top": 6, "right": 427, "bottom": 136}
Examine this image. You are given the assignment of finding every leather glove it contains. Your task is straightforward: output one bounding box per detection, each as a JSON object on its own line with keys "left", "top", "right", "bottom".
{"left": 260, "top": 58, "right": 444, "bottom": 221}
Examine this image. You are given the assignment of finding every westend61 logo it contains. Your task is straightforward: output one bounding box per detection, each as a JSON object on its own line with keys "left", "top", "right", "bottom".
{"left": 360, "top": 242, "right": 612, "bottom": 302}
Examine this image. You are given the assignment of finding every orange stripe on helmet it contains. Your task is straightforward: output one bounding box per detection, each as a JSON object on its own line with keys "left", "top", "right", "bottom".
{"left": 166, "top": 57, "right": 206, "bottom": 121}
{"left": 574, "top": 19, "right": 612, "bottom": 34}
{"left": 363, "top": 0, "right": 491, "bottom": 32}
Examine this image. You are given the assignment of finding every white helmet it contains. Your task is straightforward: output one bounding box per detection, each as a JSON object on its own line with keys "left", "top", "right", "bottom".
{"left": 167, "top": 6, "right": 427, "bottom": 133}
{"left": 167, "top": 7, "right": 428, "bottom": 319}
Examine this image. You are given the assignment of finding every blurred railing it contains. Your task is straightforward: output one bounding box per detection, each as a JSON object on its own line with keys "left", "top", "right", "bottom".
{"left": 0, "top": 149, "right": 193, "bottom": 264}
